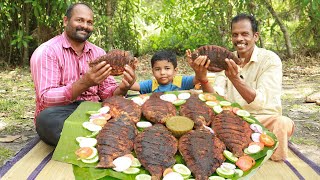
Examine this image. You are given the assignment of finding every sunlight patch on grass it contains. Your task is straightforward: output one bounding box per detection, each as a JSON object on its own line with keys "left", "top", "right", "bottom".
{"left": 0, "top": 147, "right": 14, "bottom": 165}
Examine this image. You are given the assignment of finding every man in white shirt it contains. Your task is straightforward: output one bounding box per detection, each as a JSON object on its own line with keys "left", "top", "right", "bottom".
{"left": 214, "top": 13, "right": 294, "bottom": 161}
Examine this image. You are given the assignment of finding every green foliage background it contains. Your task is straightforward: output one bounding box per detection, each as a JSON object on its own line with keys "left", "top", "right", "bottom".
{"left": 0, "top": 0, "right": 319, "bottom": 66}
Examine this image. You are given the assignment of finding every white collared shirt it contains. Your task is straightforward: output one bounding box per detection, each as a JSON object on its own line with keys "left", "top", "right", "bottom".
{"left": 214, "top": 45, "right": 283, "bottom": 116}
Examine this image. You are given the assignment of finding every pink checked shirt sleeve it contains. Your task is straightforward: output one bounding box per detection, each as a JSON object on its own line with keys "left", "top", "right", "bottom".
{"left": 30, "top": 33, "right": 118, "bottom": 118}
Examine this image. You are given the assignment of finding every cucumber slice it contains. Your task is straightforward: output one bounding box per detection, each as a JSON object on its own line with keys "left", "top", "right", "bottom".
{"left": 198, "top": 94, "right": 206, "bottom": 101}
{"left": 86, "top": 131, "right": 99, "bottom": 138}
{"left": 81, "top": 155, "right": 99, "bottom": 164}
{"left": 234, "top": 169, "right": 244, "bottom": 178}
{"left": 208, "top": 176, "right": 225, "bottom": 180}
{"left": 112, "top": 156, "right": 132, "bottom": 172}
{"left": 247, "top": 144, "right": 262, "bottom": 154}
{"left": 216, "top": 167, "right": 235, "bottom": 179}
{"left": 173, "top": 164, "right": 191, "bottom": 178}
{"left": 223, "top": 150, "right": 238, "bottom": 163}
{"left": 243, "top": 117, "right": 255, "bottom": 123}
{"left": 131, "top": 97, "right": 144, "bottom": 106}
{"left": 236, "top": 110, "right": 250, "bottom": 117}
{"left": 163, "top": 172, "right": 184, "bottom": 180}
{"left": 123, "top": 167, "right": 140, "bottom": 174}
{"left": 219, "top": 101, "right": 232, "bottom": 107}
{"left": 82, "top": 122, "right": 102, "bottom": 132}
{"left": 221, "top": 162, "right": 236, "bottom": 171}
{"left": 98, "top": 106, "right": 110, "bottom": 114}
{"left": 213, "top": 105, "right": 223, "bottom": 114}
{"left": 135, "top": 174, "right": 152, "bottom": 180}
{"left": 76, "top": 136, "right": 86, "bottom": 144}
{"left": 131, "top": 158, "right": 141, "bottom": 168}
{"left": 136, "top": 121, "right": 152, "bottom": 129}
{"left": 206, "top": 101, "right": 218, "bottom": 107}
{"left": 178, "top": 92, "right": 191, "bottom": 100}
{"left": 86, "top": 110, "right": 100, "bottom": 115}
{"left": 160, "top": 94, "right": 177, "bottom": 102}
{"left": 79, "top": 137, "right": 97, "bottom": 147}
{"left": 172, "top": 99, "right": 186, "bottom": 106}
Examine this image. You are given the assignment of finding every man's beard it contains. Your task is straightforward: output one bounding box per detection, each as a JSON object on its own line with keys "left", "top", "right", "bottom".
{"left": 69, "top": 27, "right": 92, "bottom": 43}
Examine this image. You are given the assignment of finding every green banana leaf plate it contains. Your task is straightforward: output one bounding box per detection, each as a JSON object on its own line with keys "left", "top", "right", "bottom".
{"left": 52, "top": 91, "right": 278, "bottom": 180}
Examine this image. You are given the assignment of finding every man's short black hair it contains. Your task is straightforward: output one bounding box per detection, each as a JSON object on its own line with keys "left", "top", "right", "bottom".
{"left": 65, "top": 3, "right": 92, "bottom": 19}
{"left": 231, "top": 13, "right": 258, "bottom": 33}
{"left": 151, "top": 50, "right": 177, "bottom": 68}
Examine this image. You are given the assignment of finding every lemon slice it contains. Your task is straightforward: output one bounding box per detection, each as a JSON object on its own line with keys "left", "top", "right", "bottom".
{"left": 135, "top": 174, "right": 152, "bottom": 180}
{"left": 219, "top": 101, "right": 232, "bottom": 106}
{"left": 123, "top": 167, "right": 140, "bottom": 174}
{"left": 236, "top": 109, "right": 250, "bottom": 117}
{"left": 173, "top": 164, "right": 191, "bottom": 178}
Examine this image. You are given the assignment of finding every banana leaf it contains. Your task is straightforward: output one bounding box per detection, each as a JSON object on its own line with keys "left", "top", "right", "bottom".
{"left": 52, "top": 92, "right": 278, "bottom": 180}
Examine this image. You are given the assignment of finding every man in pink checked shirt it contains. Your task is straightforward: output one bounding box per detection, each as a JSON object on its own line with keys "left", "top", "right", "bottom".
{"left": 30, "top": 3, "right": 136, "bottom": 146}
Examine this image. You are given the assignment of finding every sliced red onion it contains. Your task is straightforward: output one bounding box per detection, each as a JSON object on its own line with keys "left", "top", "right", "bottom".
{"left": 203, "top": 125, "right": 215, "bottom": 134}
{"left": 251, "top": 132, "right": 261, "bottom": 142}
{"left": 250, "top": 124, "right": 263, "bottom": 134}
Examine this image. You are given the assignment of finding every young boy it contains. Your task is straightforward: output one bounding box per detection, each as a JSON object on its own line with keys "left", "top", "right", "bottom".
{"left": 130, "top": 50, "right": 214, "bottom": 94}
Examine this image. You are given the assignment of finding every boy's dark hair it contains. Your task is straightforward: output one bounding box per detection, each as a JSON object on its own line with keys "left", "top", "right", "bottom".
{"left": 151, "top": 50, "right": 177, "bottom": 68}
{"left": 65, "top": 3, "right": 93, "bottom": 20}
{"left": 231, "top": 13, "right": 258, "bottom": 33}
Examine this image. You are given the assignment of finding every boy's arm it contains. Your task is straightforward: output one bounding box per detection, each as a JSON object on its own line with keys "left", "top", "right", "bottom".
{"left": 186, "top": 49, "right": 215, "bottom": 93}
{"left": 130, "top": 82, "right": 141, "bottom": 91}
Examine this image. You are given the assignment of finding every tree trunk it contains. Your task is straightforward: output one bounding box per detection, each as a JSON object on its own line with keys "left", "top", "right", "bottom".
{"left": 262, "top": 0, "right": 294, "bottom": 58}
{"left": 23, "top": 4, "right": 31, "bottom": 66}
{"left": 106, "top": 0, "right": 115, "bottom": 50}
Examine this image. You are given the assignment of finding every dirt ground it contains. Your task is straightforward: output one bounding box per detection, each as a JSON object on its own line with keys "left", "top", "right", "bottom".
{"left": 0, "top": 57, "right": 319, "bottom": 167}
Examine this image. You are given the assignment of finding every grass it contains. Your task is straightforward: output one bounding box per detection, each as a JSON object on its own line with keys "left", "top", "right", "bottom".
{"left": 290, "top": 137, "right": 316, "bottom": 146}
{"left": 0, "top": 147, "right": 14, "bottom": 163}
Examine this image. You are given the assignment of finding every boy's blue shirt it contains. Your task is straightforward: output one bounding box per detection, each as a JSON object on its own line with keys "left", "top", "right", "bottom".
{"left": 139, "top": 75, "right": 194, "bottom": 94}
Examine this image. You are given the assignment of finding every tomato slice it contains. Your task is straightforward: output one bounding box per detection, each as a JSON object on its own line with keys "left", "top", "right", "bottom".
{"left": 204, "top": 93, "right": 216, "bottom": 101}
{"left": 236, "top": 156, "right": 255, "bottom": 171}
{"left": 232, "top": 107, "right": 241, "bottom": 114}
{"left": 260, "top": 134, "right": 275, "bottom": 147}
{"left": 249, "top": 142, "right": 265, "bottom": 150}
{"left": 75, "top": 147, "right": 93, "bottom": 159}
